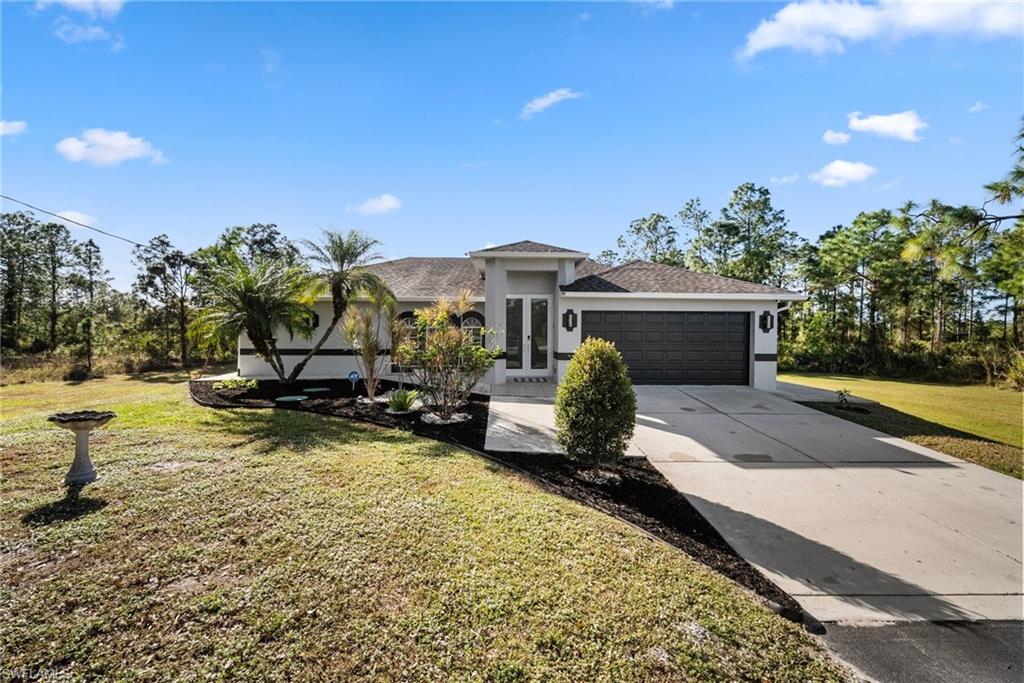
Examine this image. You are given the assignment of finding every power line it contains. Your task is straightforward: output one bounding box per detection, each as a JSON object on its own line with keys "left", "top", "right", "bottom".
{"left": 0, "top": 193, "right": 146, "bottom": 248}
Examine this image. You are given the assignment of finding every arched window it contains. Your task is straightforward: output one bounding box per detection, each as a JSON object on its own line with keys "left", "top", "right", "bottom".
{"left": 460, "top": 311, "right": 485, "bottom": 345}
{"left": 391, "top": 311, "right": 419, "bottom": 372}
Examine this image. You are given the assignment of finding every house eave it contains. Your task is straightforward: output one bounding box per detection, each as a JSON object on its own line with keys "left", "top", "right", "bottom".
{"left": 315, "top": 294, "right": 485, "bottom": 303}
{"left": 558, "top": 291, "right": 808, "bottom": 301}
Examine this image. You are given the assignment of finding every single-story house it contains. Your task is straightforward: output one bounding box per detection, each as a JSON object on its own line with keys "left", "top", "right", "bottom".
{"left": 237, "top": 240, "right": 806, "bottom": 391}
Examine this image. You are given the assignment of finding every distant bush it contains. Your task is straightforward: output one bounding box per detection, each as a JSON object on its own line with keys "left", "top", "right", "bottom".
{"left": 555, "top": 337, "right": 636, "bottom": 468}
{"left": 1, "top": 352, "right": 179, "bottom": 385}
{"left": 62, "top": 365, "right": 92, "bottom": 382}
{"left": 1005, "top": 349, "right": 1024, "bottom": 392}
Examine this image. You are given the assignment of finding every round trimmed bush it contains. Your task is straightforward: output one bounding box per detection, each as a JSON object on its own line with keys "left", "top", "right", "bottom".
{"left": 554, "top": 336, "right": 636, "bottom": 467}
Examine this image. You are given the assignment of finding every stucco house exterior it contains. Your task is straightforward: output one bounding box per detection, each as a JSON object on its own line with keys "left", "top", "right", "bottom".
{"left": 237, "top": 240, "right": 806, "bottom": 392}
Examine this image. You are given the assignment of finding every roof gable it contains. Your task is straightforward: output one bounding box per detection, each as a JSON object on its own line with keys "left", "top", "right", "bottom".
{"left": 473, "top": 240, "right": 581, "bottom": 254}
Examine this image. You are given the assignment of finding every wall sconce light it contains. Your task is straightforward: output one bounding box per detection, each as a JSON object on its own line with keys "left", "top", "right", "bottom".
{"left": 562, "top": 309, "right": 578, "bottom": 332}
{"left": 759, "top": 310, "right": 775, "bottom": 333}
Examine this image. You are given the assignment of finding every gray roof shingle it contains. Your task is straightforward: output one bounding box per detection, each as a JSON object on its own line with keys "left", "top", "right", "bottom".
{"left": 364, "top": 257, "right": 484, "bottom": 299}
{"left": 560, "top": 260, "right": 799, "bottom": 296}
{"left": 473, "top": 240, "right": 581, "bottom": 254}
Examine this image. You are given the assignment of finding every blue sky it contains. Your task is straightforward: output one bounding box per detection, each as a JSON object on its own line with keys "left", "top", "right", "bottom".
{"left": 2, "top": 1, "right": 1022, "bottom": 287}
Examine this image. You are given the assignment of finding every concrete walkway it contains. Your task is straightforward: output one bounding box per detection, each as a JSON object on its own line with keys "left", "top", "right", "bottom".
{"left": 485, "top": 385, "right": 1023, "bottom": 624}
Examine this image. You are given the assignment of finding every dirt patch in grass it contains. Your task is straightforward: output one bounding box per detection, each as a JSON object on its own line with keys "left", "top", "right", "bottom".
{"left": 805, "top": 401, "right": 1023, "bottom": 479}
{"left": 192, "top": 379, "right": 802, "bottom": 620}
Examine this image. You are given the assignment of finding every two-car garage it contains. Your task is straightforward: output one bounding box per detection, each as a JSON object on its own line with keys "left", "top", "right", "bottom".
{"left": 581, "top": 310, "right": 751, "bottom": 385}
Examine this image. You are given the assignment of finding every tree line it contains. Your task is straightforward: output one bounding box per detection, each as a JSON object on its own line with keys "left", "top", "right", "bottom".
{"left": 3, "top": 122, "right": 1022, "bottom": 386}
{"left": 0, "top": 219, "right": 306, "bottom": 380}
{"left": 597, "top": 123, "right": 1023, "bottom": 385}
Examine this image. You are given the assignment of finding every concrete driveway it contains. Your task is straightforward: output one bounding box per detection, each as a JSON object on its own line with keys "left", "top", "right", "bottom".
{"left": 485, "top": 385, "right": 1023, "bottom": 624}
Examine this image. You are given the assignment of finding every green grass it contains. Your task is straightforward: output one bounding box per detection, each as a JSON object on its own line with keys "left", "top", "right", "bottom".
{"left": 0, "top": 374, "right": 844, "bottom": 681}
{"left": 780, "top": 372, "right": 1023, "bottom": 479}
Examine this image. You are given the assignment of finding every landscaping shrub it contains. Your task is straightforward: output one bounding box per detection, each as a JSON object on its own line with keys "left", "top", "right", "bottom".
{"left": 387, "top": 388, "right": 418, "bottom": 412}
{"left": 211, "top": 378, "right": 258, "bottom": 391}
{"left": 341, "top": 281, "right": 396, "bottom": 401}
{"left": 396, "top": 290, "right": 500, "bottom": 420}
{"left": 555, "top": 337, "right": 636, "bottom": 468}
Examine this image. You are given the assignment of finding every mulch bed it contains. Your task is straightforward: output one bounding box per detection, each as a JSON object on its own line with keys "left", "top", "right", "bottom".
{"left": 190, "top": 378, "right": 489, "bottom": 451}
{"left": 190, "top": 378, "right": 801, "bottom": 621}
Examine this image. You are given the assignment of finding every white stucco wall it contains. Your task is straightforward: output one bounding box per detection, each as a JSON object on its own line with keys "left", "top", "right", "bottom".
{"left": 235, "top": 258, "right": 786, "bottom": 391}
{"left": 556, "top": 295, "right": 781, "bottom": 391}
{"left": 482, "top": 257, "right": 570, "bottom": 386}
{"left": 237, "top": 299, "right": 484, "bottom": 380}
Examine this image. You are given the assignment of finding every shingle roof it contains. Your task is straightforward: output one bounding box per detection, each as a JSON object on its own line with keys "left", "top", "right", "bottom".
{"left": 363, "top": 257, "right": 484, "bottom": 299}
{"left": 560, "top": 260, "right": 799, "bottom": 296}
{"left": 474, "top": 240, "right": 581, "bottom": 254}
{"left": 574, "top": 258, "right": 608, "bottom": 278}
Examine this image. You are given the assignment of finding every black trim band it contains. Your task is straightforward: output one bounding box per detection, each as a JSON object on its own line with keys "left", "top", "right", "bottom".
{"left": 754, "top": 353, "right": 777, "bottom": 362}
{"left": 240, "top": 348, "right": 391, "bottom": 357}
{"left": 553, "top": 352, "right": 574, "bottom": 361}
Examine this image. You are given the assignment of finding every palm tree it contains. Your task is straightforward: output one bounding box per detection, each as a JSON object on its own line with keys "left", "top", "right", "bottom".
{"left": 191, "top": 254, "right": 316, "bottom": 383}
{"left": 287, "top": 229, "right": 385, "bottom": 382}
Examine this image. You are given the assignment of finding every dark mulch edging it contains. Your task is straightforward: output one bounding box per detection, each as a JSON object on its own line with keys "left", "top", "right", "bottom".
{"left": 189, "top": 378, "right": 802, "bottom": 621}
{"left": 485, "top": 450, "right": 801, "bottom": 620}
{"left": 190, "top": 378, "right": 489, "bottom": 452}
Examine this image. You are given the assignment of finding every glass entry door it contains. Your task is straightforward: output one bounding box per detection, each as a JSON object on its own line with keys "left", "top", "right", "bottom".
{"left": 505, "top": 296, "right": 550, "bottom": 376}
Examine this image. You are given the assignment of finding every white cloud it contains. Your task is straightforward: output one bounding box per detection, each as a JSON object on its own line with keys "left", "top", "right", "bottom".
{"left": 809, "top": 159, "right": 877, "bottom": 187}
{"left": 632, "top": 0, "right": 675, "bottom": 10}
{"left": 848, "top": 110, "right": 927, "bottom": 141}
{"left": 577, "top": 11, "right": 591, "bottom": 22}
{"left": 520, "top": 88, "right": 584, "bottom": 120}
{"left": 949, "top": 136, "right": 962, "bottom": 145}
{"left": 51, "top": 15, "right": 124, "bottom": 50}
{"left": 740, "top": 0, "right": 1022, "bottom": 60}
{"left": 822, "top": 129, "right": 850, "bottom": 145}
{"left": 55, "top": 210, "right": 97, "bottom": 227}
{"left": 968, "top": 101, "right": 990, "bottom": 113}
{"left": 350, "top": 193, "right": 401, "bottom": 216}
{"left": 0, "top": 120, "right": 28, "bottom": 137}
{"left": 56, "top": 128, "right": 166, "bottom": 166}
{"left": 770, "top": 173, "right": 800, "bottom": 185}
{"left": 35, "top": 0, "right": 125, "bottom": 19}
{"left": 53, "top": 17, "right": 110, "bottom": 43}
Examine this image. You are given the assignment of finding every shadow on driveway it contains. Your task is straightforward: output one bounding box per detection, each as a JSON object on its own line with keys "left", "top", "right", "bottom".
{"left": 686, "top": 494, "right": 975, "bottom": 623}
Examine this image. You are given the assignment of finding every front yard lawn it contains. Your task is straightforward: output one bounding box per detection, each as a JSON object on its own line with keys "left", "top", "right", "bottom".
{"left": 0, "top": 374, "right": 844, "bottom": 681}
{"left": 780, "top": 372, "right": 1023, "bottom": 479}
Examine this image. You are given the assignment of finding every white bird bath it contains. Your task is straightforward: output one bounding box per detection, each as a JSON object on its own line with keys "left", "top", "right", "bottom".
{"left": 47, "top": 411, "right": 116, "bottom": 486}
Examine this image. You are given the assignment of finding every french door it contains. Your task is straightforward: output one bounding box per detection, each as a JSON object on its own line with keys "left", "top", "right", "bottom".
{"left": 505, "top": 296, "right": 551, "bottom": 376}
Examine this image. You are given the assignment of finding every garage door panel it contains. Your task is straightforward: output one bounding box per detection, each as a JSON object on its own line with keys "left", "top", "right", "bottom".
{"left": 582, "top": 309, "right": 749, "bottom": 385}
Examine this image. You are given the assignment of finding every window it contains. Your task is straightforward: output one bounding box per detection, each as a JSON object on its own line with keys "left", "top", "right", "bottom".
{"left": 461, "top": 316, "right": 484, "bottom": 345}
{"left": 391, "top": 312, "right": 419, "bottom": 372}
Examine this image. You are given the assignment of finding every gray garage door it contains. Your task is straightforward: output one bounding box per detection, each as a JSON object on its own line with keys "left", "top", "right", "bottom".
{"left": 581, "top": 311, "right": 750, "bottom": 385}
